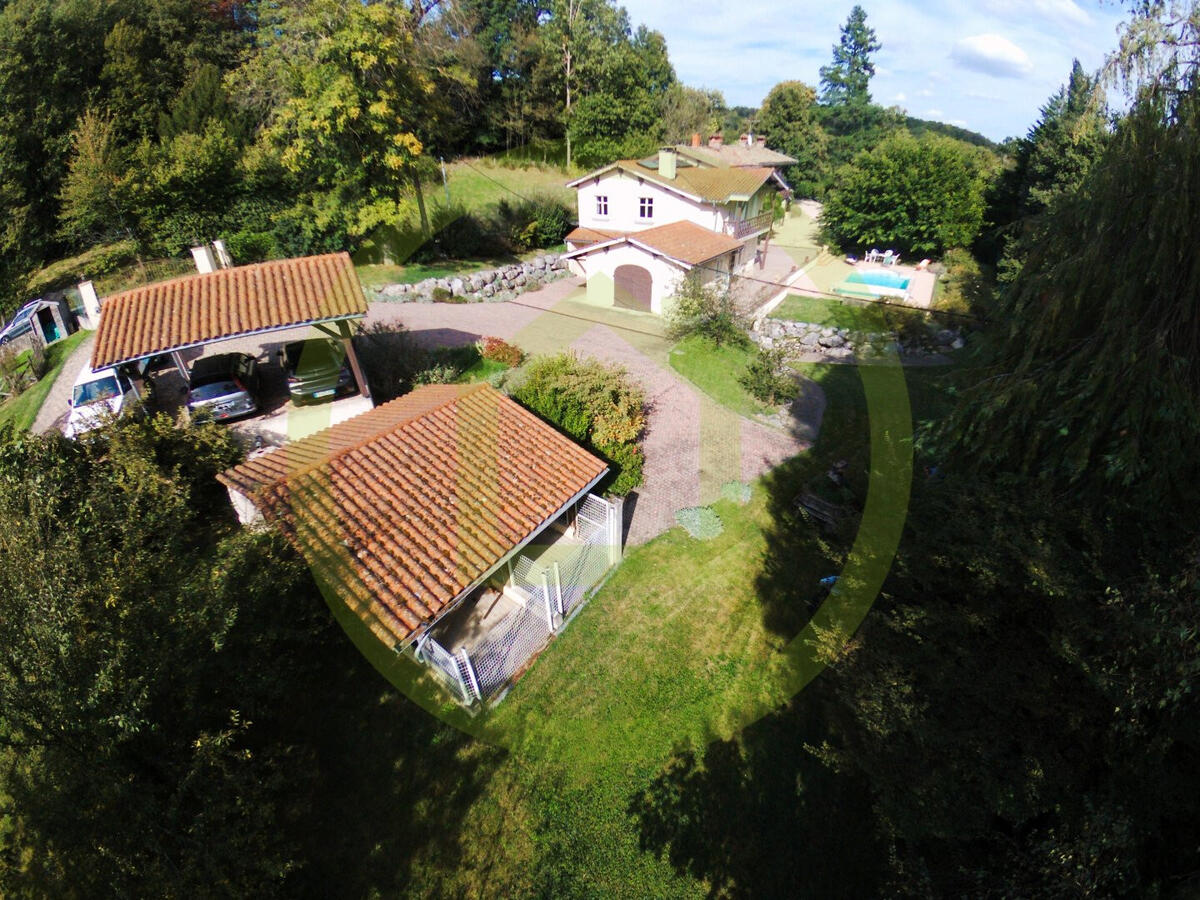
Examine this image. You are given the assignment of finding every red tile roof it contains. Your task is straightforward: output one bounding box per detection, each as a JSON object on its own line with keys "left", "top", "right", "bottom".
{"left": 218, "top": 384, "right": 608, "bottom": 645}
{"left": 565, "top": 226, "right": 625, "bottom": 245}
{"left": 564, "top": 221, "right": 742, "bottom": 267}
{"left": 92, "top": 253, "right": 367, "bottom": 369}
{"left": 631, "top": 221, "right": 743, "bottom": 265}
{"left": 568, "top": 160, "right": 775, "bottom": 203}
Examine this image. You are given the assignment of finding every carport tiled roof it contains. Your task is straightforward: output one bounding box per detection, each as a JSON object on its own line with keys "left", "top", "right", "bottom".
{"left": 91, "top": 252, "right": 366, "bottom": 369}
{"left": 564, "top": 221, "right": 742, "bottom": 267}
{"left": 218, "top": 383, "right": 608, "bottom": 646}
{"left": 631, "top": 222, "right": 742, "bottom": 265}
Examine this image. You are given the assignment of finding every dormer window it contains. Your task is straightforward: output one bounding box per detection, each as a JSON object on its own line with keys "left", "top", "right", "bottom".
{"left": 639, "top": 197, "right": 654, "bottom": 220}
{"left": 595, "top": 195, "right": 609, "bottom": 217}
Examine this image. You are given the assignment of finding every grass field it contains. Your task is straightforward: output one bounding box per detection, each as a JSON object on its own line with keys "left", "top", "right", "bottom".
{"left": 0, "top": 331, "right": 89, "bottom": 431}
{"left": 668, "top": 334, "right": 768, "bottom": 419}
{"left": 771, "top": 293, "right": 929, "bottom": 333}
{"left": 444, "top": 157, "right": 574, "bottom": 212}
{"left": 379, "top": 359, "right": 959, "bottom": 896}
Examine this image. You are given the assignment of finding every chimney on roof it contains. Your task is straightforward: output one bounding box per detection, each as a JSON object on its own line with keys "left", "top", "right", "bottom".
{"left": 756, "top": 135, "right": 766, "bottom": 147}
{"left": 77, "top": 280, "right": 100, "bottom": 330}
{"left": 658, "top": 147, "right": 677, "bottom": 180}
{"left": 191, "top": 245, "right": 217, "bottom": 274}
{"left": 708, "top": 133, "right": 723, "bottom": 148}
{"left": 740, "top": 133, "right": 751, "bottom": 146}
{"left": 691, "top": 132, "right": 701, "bottom": 147}
{"left": 212, "top": 239, "right": 233, "bottom": 269}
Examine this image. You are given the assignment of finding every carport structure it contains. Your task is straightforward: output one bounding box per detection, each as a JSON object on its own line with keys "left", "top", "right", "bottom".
{"left": 90, "top": 252, "right": 372, "bottom": 399}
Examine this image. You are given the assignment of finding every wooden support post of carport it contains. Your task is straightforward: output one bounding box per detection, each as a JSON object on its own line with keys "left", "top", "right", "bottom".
{"left": 335, "top": 319, "right": 371, "bottom": 402}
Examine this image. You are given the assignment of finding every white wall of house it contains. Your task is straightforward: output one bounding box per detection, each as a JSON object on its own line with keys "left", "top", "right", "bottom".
{"left": 570, "top": 243, "right": 731, "bottom": 315}
{"left": 576, "top": 171, "right": 721, "bottom": 233}
{"left": 575, "top": 170, "right": 775, "bottom": 249}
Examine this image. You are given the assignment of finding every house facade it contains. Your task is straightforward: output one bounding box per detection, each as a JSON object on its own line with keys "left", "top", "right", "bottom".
{"left": 563, "top": 146, "right": 790, "bottom": 314}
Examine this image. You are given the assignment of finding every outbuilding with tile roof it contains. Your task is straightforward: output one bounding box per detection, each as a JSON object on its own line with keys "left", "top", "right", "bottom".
{"left": 219, "top": 382, "right": 625, "bottom": 704}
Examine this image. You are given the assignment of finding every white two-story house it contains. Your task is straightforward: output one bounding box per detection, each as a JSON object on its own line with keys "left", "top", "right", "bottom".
{"left": 563, "top": 145, "right": 789, "bottom": 314}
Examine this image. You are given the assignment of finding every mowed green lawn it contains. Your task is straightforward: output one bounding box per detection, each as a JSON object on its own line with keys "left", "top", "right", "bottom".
{"left": 668, "top": 334, "right": 769, "bottom": 419}
{"left": 364, "top": 360, "right": 954, "bottom": 897}
{"left": 444, "top": 157, "right": 575, "bottom": 212}
{"left": 0, "top": 330, "right": 90, "bottom": 431}
{"left": 772, "top": 293, "right": 929, "bottom": 333}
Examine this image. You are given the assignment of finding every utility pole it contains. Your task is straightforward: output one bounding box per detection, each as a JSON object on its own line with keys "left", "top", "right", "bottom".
{"left": 440, "top": 157, "right": 451, "bottom": 206}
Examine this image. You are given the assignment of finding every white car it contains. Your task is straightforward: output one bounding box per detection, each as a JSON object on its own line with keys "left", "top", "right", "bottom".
{"left": 64, "top": 363, "right": 146, "bottom": 439}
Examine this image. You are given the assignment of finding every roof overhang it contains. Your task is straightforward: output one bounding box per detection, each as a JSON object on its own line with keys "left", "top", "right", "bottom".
{"left": 406, "top": 466, "right": 608, "bottom": 649}
{"left": 562, "top": 235, "right": 696, "bottom": 269}
{"left": 91, "top": 252, "right": 368, "bottom": 370}
{"left": 100, "top": 312, "right": 365, "bottom": 369}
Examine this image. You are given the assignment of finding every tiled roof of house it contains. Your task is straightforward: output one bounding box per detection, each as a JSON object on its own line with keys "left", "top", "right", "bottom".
{"left": 565, "top": 226, "right": 625, "bottom": 245}
{"left": 569, "top": 160, "right": 775, "bottom": 204}
{"left": 629, "top": 222, "right": 743, "bottom": 264}
{"left": 92, "top": 252, "right": 366, "bottom": 369}
{"left": 564, "top": 221, "right": 742, "bottom": 267}
{"left": 218, "top": 383, "right": 608, "bottom": 645}
{"left": 676, "top": 143, "right": 798, "bottom": 168}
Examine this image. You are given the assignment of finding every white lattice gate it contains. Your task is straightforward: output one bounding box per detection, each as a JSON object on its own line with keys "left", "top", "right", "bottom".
{"left": 417, "top": 635, "right": 478, "bottom": 703}
{"left": 469, "top": 596, "right": 554, "bottom": 699}
{"left": 423, "top": 493, "right": 622, "bottom": 703}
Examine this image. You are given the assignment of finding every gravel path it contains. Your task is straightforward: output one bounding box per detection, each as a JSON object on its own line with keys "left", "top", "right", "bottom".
{"left": 369, "top": 282, "right": 817, "bottom": 546}
{"left": 32, "top": 332, "right": 95, "bottom": 435}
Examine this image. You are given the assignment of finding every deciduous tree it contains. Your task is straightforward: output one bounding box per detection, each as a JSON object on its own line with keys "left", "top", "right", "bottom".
{"left": 821, "top": 132, "right": 989, "bottom": 256}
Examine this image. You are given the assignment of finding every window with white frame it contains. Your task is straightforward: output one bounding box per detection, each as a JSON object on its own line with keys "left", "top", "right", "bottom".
{"left": 595, "top": 195, "right": 608, "bottom": 217}
{"left": 638, "top": 197, "right": 654, "bottom": 219}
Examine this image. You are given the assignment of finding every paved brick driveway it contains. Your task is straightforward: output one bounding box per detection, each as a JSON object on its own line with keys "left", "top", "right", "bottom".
{"left": 370, "top": 279, "right": 817, "bottom": 546}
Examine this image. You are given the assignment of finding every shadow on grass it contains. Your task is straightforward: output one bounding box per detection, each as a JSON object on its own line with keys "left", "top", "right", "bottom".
{"left": 628, "top": 689, "right": 885, "bottom": 898}
{"left": 278, "top": 601, "right": 505, "bottom": 897}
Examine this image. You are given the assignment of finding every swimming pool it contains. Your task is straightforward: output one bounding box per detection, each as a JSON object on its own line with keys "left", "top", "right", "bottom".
{"left": 846, "top": 269, "right": 910, "bottom": 290}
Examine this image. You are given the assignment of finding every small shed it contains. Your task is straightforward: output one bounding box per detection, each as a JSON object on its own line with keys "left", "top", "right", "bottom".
{"left": 218, "top": 383, "right": 624, "bottom": 703}
{"left": 31, "top": 295, "right": 75, "bottom": 346}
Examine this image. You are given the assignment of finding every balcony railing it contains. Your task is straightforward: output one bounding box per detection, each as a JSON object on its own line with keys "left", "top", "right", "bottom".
{"left": 726, "top": 211, "right": 774, "bottom": 239}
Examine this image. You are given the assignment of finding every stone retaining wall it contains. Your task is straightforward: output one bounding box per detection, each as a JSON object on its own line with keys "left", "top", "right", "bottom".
{"left": 375, "top": 254, "right": 571, "bottom": 304}
{"left": 753, "top": 316, "right": 966, "bottom": 360}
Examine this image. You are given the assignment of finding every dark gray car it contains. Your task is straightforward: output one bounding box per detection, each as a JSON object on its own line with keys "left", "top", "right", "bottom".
{"left": 186, "top": 353, "right": 261, "bottom": 422}
{"left": 280, "top": 339, "right": 355, "bottom": 403}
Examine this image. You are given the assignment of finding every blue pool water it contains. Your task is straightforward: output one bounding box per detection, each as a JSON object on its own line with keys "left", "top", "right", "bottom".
{"left": 846, "top": 269, "right": 910, "bottom": 290}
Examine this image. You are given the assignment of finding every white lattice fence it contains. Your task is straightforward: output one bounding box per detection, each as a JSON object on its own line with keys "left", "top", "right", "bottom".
{"left": 576, "top": 494, "right": 610, "bottom": 543}
{"left": 418, "top": 636, "right": 474, "bottom": 703}
{"left": 469, "top": 598, "right": 553, "bottom": 698}
{"left": 556, "top": 539, "right": 609, "bottom": 615}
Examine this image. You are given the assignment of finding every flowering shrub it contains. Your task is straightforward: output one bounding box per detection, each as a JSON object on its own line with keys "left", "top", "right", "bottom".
{"left": 479, "top": 336, "right": 524, "bottom": 367}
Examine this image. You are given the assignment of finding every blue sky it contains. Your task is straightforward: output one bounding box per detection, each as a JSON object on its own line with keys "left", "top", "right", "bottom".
{"left": 623, "top": 0, "right": 1130, "bottom": 142}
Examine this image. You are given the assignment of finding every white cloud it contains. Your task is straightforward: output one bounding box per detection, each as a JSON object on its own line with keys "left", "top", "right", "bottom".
{"left": 951, "top": 34, "right": 1035, "bottom": 78}
{"left": 925, "top": 108, "right": 944, "bottom": 117}
{"left": 894, "top": 92, "right": 907, "bottom": 102}
{"left": 951, "top": 118, "right": 968, "bottom": 126}
{"left": 982, "top": 0, "right": 1091, "bottom": 28}
{"left": 917, "top": 88, "right": 934, "bottom": 97}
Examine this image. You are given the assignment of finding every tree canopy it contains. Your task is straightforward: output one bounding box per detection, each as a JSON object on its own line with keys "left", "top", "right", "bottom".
{"left": 818, "top": 5, "right": 880, "bottom": 107}
{"left": 820, "top": 132, "right": 990, "bottom": 256}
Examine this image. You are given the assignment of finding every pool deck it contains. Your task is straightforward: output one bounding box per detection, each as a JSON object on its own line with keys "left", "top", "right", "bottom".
{"left": 847, "top": 261, "right": 936, "bottom": 308}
